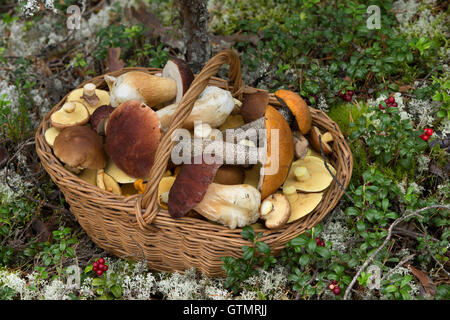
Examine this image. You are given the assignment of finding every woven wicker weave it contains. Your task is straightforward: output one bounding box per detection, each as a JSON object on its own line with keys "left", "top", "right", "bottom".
{"left": 35, "top": 50, "right": 353, "bottom": 277}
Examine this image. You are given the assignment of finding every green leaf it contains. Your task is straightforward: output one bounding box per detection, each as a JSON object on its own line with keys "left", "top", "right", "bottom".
{"left": 111, "top": 285, "right": 122, "bottom": 298}
{"left": 241, "top": 227, "right": 255, "bottom": 241}
{"left": 92, "top": 278, "right": 105, "bottom": 287}
{"left": 385, "top": 285, "right": 398, "bottom": 293}
{"left": 242, "top": 246, "right": 255, "bottom": 260}
{"left": 256, "top": 241, "right": 271, "bottom": 255}
{"left": 290, "top": 235, "right": 308, "bottom": 246}
{"left": 307, "top": 238, "right": 317, "bottom": 252}
{"left": 299, "top": 254, "right": 310, "bottom": 266}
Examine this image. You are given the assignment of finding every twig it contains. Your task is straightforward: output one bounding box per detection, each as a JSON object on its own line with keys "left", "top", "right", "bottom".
{"left": 420, "top": 222, "right": 450, "bottom": 277}
{"left": 343, "top": 204, "right": 450, "bottom": 300}
{"left": 380, "top": 254, "right": 415, "bottom": 282}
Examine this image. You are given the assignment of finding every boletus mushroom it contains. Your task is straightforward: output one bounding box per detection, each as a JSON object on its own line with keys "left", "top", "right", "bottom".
{"left": 53, "top": 126, "right": 106, "bottom": 171}
{"left": 259, "top": 193, "right": 291, "bottom": 229}
{"left": 105, "top": 71, "right": 178, "bottom": 108}
{"left": 105, "top": 100, "right": 161, "bottom": 179}
{"left": 168, "top": 157, "right": 261, "bottom": 229}
{"left": 161, "top": 58, "right": 194, "bottom": 104}
{"left": 309, "top": 126, "right": 334, "bottom": 156}
{"left": 282, "top": 156, "right": 335, "bottom": 193}
{"left": 90, "top": 104, "right": 114, "bottom": 135}
{"left": 50, "top": 102, "right": 89, "bottom": 129}
{"left": 275, "top": 89, "right": 312, "bottom": 135}
{"left": 96, "top": 169, "right": 122, "bottom": 195}
{"left": 44, "top": 127, "right": 60, "bottom": 147}
{"left": 67, "top": 83, "right": 110, "bottom": 115}
{"left": 240, "top": 91, "right": 269, "bottom": 123}
{"left": 283, "top": 185, "right": 323, "bottom": 223}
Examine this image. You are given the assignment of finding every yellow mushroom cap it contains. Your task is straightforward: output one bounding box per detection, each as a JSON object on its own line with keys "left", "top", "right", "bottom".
{"left": 66, "top": 84, "right": 110, "bottom": 115}
{"left": 158, "top": 176, "right": 176, "bottom": 210}
{"left": 283, "top": 156, "right": 335, "bottom": 193}
{"left": 96, "top": 169, "right": 122, "bottom": 195}
{"left": 44, "top": 127, "right": 60, "bottom": 147}
{"left": 282, "top": 186, "right": 323, "bottom": 223}
{"left": 77, "top": 168, "right": 97, "bottom": 186}
{"left": 50, "top": 102, "right": 89, "bottom": 129}
{"left": 105, "top": 159, "right": 137, "bottom": 184}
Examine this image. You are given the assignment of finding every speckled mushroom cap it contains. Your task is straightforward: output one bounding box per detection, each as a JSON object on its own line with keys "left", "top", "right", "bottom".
{"left": 53, "top": 125, "right": 106, "bottom": 170}
{"left": 275, "top": 89, "right": 312, "bottom": 135}
{"left": 105, "top": 100, "right": 161, "bottom": 179}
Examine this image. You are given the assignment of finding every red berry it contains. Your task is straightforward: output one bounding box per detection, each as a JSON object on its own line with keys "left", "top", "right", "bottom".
{"left": 333, "top": 286, "right": 341, "bottom": 295}
{"left": 424, "top": 128, "right": 433, "bottom": 136}
{"left": 331, "top": 280, "right": 337, "bottom": 285}
{"left": 391, "top": 102, "right": 398, "bottom": 107}
{"left": 420, "top": 134, "right": 429, "bottom": 141}
{"left": 385, "top": 99, "right": 390, "bottom": 104}
{"left": 379, "top": 104, "right": 385, "bottom": 110}
{"left": 315, "top": 237, "right": 321, "bottom": 244}
{"left": 98, "top": 258, "right": 105, "bottom": 264}
{"left": 388, "top": 96, "right": 395, "bottom": 103}
{"left": 347, "top": 90, "right": 354, "bottom": 96}
{"left": 329, "top": 284, "right": 335, "bottom": 290}
{"left": 338, "top": 91, "right": 344, "bottom": 97}
{"left": 345, "top": 94, "right": 352, "bottom": 102}
{"left": 96, "top": 270, "right": 103, "bottom": 276}
{"left": 103, "top": 265, "right": 108, "bottom": 271}
{"left": 93, "top": 262, "right": 98, "bottom": 268}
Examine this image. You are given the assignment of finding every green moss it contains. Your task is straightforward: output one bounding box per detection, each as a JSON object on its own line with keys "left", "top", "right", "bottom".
{"left": 327, "top": 101, "right": 369, "bottom": 138}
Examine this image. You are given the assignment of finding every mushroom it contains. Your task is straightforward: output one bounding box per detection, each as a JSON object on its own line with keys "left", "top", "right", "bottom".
{"left": 50, "top": 102, "right": 89, "bottom": 129}
{"left": 293, "top": 131, "right": 309, "bottom": 159}
{"left": 244, "top": 164, "right": 261, "bottom": 188}
{"left": 240, "top": 91, "right": 269, "bottom": 123}
{"left": 105, "top": 100, "right": 161, "bottom": 179}
{"left": 275, "top": 89, "right": 312, "bottom": 134}
{"left": 161, "top": 58, "right": 194, "bottom": 103}
{"left": 89, "top": 105, "right": 114, "bottom": 135}
{"left": 44, "top": 127, "right": 60, "bottom": 147}
{"left": 218, "top": 114, "right": 245, "bottom": 131}
{"left": 77, "top": 168, "right": 97, "bottom": 185}
{"left": 158, "top": 176, "right": 176, "bottom": 210}
{"left": 282, "top": 156, "right": 335, "bottom": 193}
{"left": 282, "top": 185, "right": 323, "bottom": 223}
{"left": 67, "top": 83, "right": 110, "bottom": 115}
{"left": 53, "top": 126, "right": 106, "bottom": 170}
{"left": 213, "top": 165, "right": 245, "bottom": 185}
{"left": 105, "top": 71, "right": 177, "bottom": 108}
{"left": 155, "top": 86, "right": 235, "bottom": 130}
{"left": 171, "top": 106, "right": 294, "bottom": 200}
{"left": 193, "top": 183, "right": 261, "bottom": 229}
{"left": 96, "top": 169, "right": 122, "bottom": 195}
{"left": 259, "top": 193, "right": 291, "bottom": 229}
{"left": 104, "top": 159, "right": 137, "bottom": 184}
{"left": 167, "top": 156, "right": 261, "bottom": 229}
{"left": 309, "top": 126, "right": 334, "bottom": 156}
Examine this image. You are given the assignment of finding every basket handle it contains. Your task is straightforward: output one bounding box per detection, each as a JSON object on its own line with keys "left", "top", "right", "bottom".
{"left": 135, "top": 49, "right": 244, "bottom": 229}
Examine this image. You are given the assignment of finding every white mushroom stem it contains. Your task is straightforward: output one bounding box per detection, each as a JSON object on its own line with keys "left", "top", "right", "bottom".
{"left": 260, "top": 200, "right": 274, "bottom": 216}
{"left": 160, "top": 191, "right": 169, "bottom": 204}
{"left": 83, "top": 83, "right": 97, "bottom": 97}
{"left": 294, "top": 166, "right": 310, "bottom": 182}
{"left": 194, "top": 122, "right": 212, "bottom": 139}
{"left": 96, "top": 169, "right": 106, "bottom": 190}
{"left": 63, "top": 102, "right": 76, "bottom": 113}
{"left": 283, "top": 185, "right": 299, "bottom": 202}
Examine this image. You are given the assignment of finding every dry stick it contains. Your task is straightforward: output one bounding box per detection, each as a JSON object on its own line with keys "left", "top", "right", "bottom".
{"left": 318, "top": 135, "right": 355, "bottom": 204}
{"left": 420, "top": 222, "right": 450, "bottom": 277}
{"left": 343, "top": 204, "right": 450, "bottom": 300}
{"left": 380, "top": 254, "right": 415, "bottom": 282}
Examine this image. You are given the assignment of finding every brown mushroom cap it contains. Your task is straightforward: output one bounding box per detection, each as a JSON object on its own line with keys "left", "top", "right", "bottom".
{"left": 213, "top": 165, "right": 245, "bottom": 185}
{"left": 162, "top": 58, "right": 194, "bottom": 103}
{"left": 260, "top": 193, "right": 291, "bottom": 229}
{"left": 168, "top": 156, "right": 222, "bottom": 218}
{"left": 260, "top": 105, "right": 294, "bottom": 200}
{"left": 90, "top": 104, "right": 114, "bottom": 135}
{"left": 309, "top": 126, "right": 334, "bottom": 155}
{"left": 240, "top": 91, "right": 269, "bottom": 123}
{"left": 50, "top": 102, "right": 90, "bottom": 129}
{"left": 105, "top": 100, "right": 161, "bottom": 178}
{"left": 53, "top": 126, "right": 106, "bottom": 170}
{"left": 275, "top": 89, "right": 312, "bottom": 135}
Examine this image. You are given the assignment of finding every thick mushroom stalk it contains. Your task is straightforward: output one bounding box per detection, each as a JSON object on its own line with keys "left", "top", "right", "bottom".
{"left": 66, "top": 83, "right": 110, "bottom": 115}
{"left": 193, "top": 183, "right": 261, "bottom": 229}
{"left": 260, "top": 193, "right": 291, "bottom": 229}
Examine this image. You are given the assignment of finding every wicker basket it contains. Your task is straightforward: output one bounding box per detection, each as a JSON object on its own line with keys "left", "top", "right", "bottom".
{"left": 35, "top": 50, "right": 353, "bottom": 277}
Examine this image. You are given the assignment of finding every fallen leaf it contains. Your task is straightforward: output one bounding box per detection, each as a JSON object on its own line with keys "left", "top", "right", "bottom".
{"left": 407, "top": 264, "right": 436, "bottom": 297}
{"left": 106, "top": 47, "right": 125, "bottom": 72}
{"left": 0, "top": 145, "right": 8, "bottom": 169}
{"left": 31, "top": 216, "right": 52, "bottom": 243}
{"left": 399, "top": 85, "right": 414, "bottom": 93}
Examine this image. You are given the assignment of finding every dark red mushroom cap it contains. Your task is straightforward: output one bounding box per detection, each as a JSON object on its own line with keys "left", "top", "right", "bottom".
{"left": 105, "top": 100, "right": 161, "bottom": 178}
{"left": 168, "top": 156, "right": 222, "bottom": 218}
{"left": 90, "top": 104, "right": 114, "bottom": 135}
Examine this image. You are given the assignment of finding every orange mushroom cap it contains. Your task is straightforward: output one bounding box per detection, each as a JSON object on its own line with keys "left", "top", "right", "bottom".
{"left": 275, "top": 89, "right": 312, "bottom": 135}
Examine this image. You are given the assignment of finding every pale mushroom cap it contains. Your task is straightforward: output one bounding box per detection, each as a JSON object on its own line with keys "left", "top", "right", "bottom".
{"left": 50, "top": 102, "right": 89, "bottom": 129}
{"left": 77, "top": 168, "right": 97, "bottom": 186}
{"left": 53, "top": 126, "right": 106, "bottom": 170}
{"left": 44, "top": 127, "right": 60, "bottom": 147}
{"left": 104, "top": 159, "right": 138, "bottom": 184}
{"left": 96, "top": 169, "right": 122, "bottom": 195}
{"left": 66, "top": 86, "right": 110, "bottom": 115}
{"left": 158, "top": 176, "right": 176, "bottom": 210}
{"left": 282, "top": 156, "right": 335, "bottom": 192}
{"left": 285, "top": 191, "right": 323, "bottom": 223}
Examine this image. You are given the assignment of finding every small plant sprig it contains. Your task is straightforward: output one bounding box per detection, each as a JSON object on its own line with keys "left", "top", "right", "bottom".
{"left": 221, "top": 226, "right": 277, "bottom": 294}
